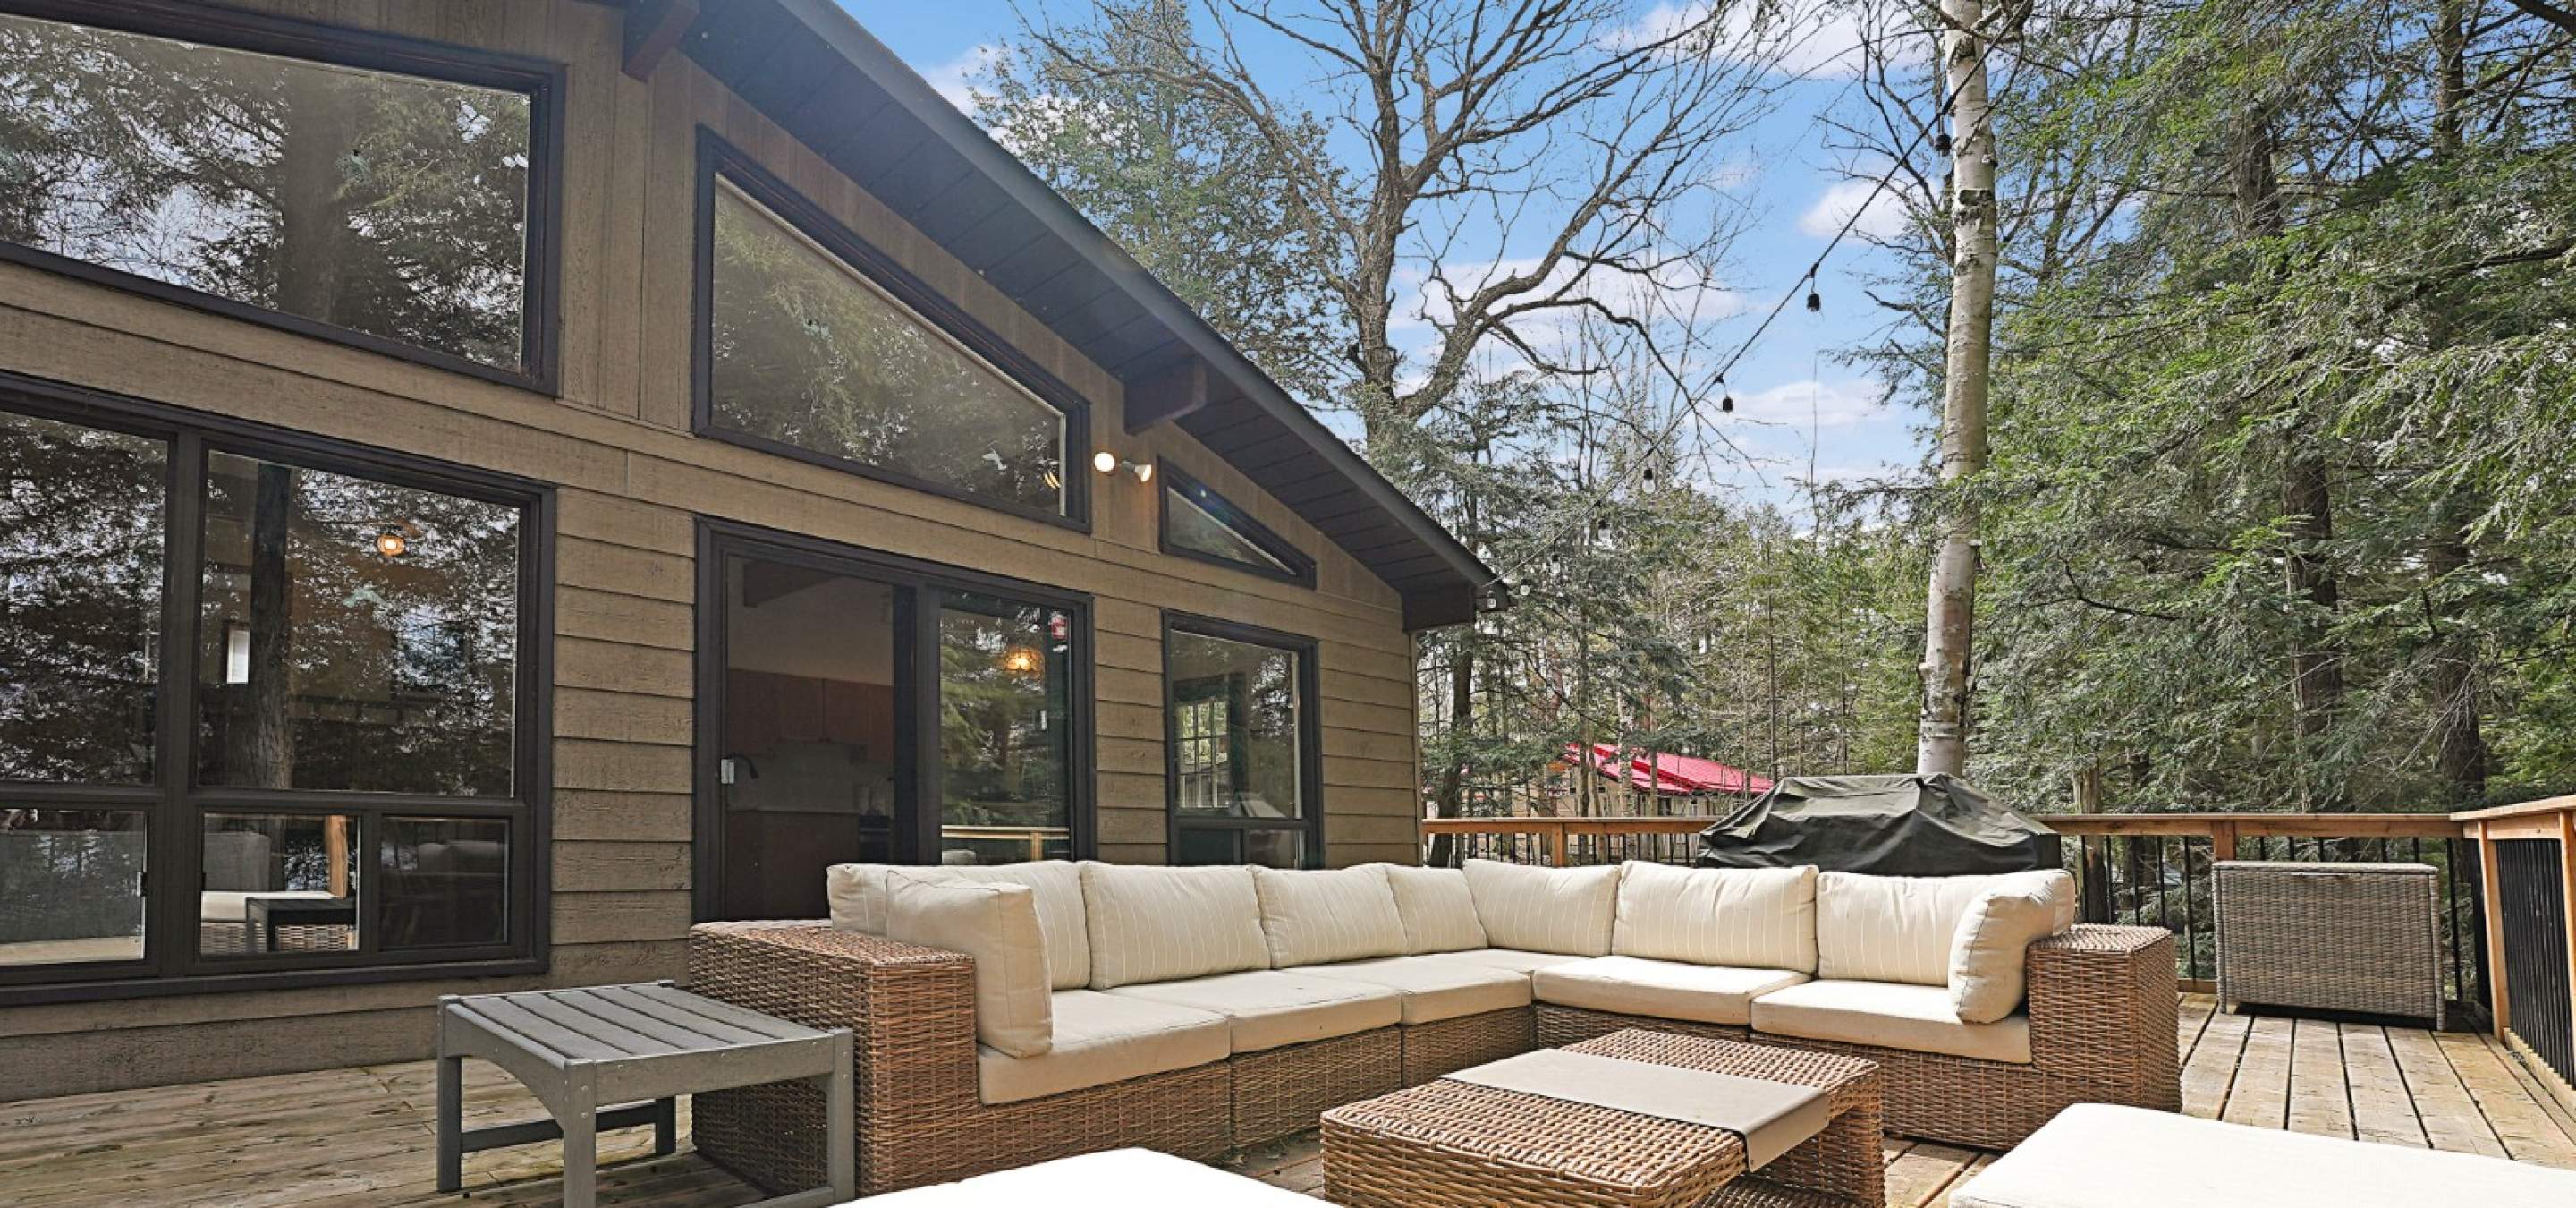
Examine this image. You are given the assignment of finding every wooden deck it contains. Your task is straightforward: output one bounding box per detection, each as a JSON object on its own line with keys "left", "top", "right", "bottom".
{"left": 3, "top": 996, "right": 2570, "bottom": 1206}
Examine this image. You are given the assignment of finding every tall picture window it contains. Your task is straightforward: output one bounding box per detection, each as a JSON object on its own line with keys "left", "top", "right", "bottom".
{"left": 0, "top": 7, "right": 557, "bottom": 384}
{"left": 696, "top": 136, "right": 1086, "bottom": 525}
{"left": 1165, "top": 616, "right": 1321, "bottom": 869}
{"left": 0, "top": 385, "right": 547, "bottom": 1000}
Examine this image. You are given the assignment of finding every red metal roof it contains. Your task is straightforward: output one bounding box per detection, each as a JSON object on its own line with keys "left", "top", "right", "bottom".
{"left": 1568, "top": 743, "right": 1775, "bottom": 795}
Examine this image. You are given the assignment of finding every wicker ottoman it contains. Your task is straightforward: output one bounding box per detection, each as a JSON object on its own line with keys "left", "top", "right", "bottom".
{"left": 1321, "top": 1029, "right": 1884, "bottom": 1208}
{"left": 2215, "top": 861, "right": 2445, "bottom": 1026}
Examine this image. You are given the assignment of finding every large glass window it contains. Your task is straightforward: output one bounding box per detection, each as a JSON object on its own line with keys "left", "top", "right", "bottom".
{"left": 0, "top": 393, "right": 541, "bottom": 1000}
{"left": 700, "top": 152, "right": 1080, "bottom": 521}
{"left": 939, "top": 595, "right": 1074, "bottom": 864}
{"left": 0, "top": 12, "right": 544, "bottom": 377}
{"left": 1161, "top": 468, "right": 1314, "bottom": 586}
{"left": 1165, "top": 618, "right": 1319, "bottom": 869}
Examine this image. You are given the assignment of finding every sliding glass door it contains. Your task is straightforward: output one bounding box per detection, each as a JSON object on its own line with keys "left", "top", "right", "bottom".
{"left": 695, "top": 524, "right": 1089, "bottom": 922}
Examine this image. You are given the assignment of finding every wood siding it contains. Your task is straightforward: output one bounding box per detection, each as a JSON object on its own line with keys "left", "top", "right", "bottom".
{"left": 0, "top": 0, "right": 1422, "bottom": 1093}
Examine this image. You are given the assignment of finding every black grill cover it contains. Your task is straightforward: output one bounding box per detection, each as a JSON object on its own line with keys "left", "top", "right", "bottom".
{"left": 1696, "top": 774, "right": 2059, "bottom": 874}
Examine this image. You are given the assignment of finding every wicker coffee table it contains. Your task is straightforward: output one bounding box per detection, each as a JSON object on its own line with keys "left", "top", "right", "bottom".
{"left": 1322, "top": 1029, "right": 1884, "bottom": 1208}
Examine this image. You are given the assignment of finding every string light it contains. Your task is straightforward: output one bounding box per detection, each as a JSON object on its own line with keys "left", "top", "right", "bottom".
{"left": 1805, "top": 288, "right": 1822, "bottom": 312}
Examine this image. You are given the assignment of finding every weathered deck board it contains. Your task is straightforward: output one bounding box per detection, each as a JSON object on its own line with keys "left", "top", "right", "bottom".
{"left": 1, "top": 995, "right": 2569, "bottom": 1206}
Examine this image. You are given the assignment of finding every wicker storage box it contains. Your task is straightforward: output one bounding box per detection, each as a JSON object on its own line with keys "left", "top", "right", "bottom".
{"left": 2214, "top": 861, "right": 2443, "bottom": 1027}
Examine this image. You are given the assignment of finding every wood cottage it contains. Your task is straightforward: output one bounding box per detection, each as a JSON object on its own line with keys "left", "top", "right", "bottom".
{"left": 0, "top": 0, "right": 1497, "bottom": 1100}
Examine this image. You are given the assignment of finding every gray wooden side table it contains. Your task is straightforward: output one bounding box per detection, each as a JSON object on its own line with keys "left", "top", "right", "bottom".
{"left": 437, "top": 980, "right": 853, "bottom": 1208}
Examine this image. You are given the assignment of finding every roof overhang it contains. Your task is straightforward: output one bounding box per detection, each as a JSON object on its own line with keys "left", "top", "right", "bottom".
{"left": 615, "top": 0, "right": 1502, "bottom": 629}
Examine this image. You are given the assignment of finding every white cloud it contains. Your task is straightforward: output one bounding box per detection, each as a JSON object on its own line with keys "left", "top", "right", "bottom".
{"left": 921, "top": 44, "right": 1003, "bottom": 115}
{"left": 1602, "top": 1, "right": 1924, "bottom": 80}
{"left": 1798, "top": 177, "right": 1911, "bottom": 241}
{"left": 1733, "top": 377, "right": 1894, "bottom": 428}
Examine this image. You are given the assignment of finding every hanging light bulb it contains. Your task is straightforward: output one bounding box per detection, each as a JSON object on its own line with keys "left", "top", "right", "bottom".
{"left": 374, "top": 529, "right": 409, "bottom": 558}
{"left": 1935, "top": 132, "right": 1953, "bottom": 156}
{"left": 1805, "top": 289, "right": 1822, "bottom": 312}
{"left": 1641, "top": 465, "right": 1657, "bottom": 488}
{"left": 1720, "top": 394, "right": 1735, "bottom": 413}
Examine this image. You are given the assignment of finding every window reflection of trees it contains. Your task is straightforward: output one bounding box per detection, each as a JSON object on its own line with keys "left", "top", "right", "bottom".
{"left": 937, "top": 600, "right": 1071, "bottom": 857}
{"left": 0, "top": 411, "right": 164, "bottom": 784}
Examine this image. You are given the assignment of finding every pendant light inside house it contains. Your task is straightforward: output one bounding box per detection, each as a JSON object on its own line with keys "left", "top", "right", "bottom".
{"left": 374, "top": 528, "right": 409, "bottom": 558}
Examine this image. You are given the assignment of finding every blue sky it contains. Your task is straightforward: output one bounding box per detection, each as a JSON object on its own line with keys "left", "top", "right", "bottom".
{"left": 847, "top": 2, "right": 1930, "bottom": 510}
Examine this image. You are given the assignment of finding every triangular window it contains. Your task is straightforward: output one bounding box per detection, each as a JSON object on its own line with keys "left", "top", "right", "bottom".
{"left": 1161, "top": 468, "right": 1314, "bottom": 585}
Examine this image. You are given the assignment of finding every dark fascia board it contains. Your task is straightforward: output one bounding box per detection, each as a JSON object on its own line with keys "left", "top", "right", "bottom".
{"left": 724, "top": 0, "right": 1505, "bottom": 629}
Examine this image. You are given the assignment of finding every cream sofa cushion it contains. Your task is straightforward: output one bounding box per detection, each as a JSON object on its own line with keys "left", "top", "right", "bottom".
{"left": 885, "top": 873, "right": 1052, "bottom": 1059}
{"left": 1380, "top": 865, "right": 1488, "bottom": 953}
{"left": 1106, "top": 969, "right": 1402, "bottom": 1052}
{"left": 1613, "top": 862, "right": 1818, "bottom": 974}
{"left": 1536, "top": 956, "right": 1811, "bottom": 1026}
{"left": 1817, "top": 872, "right": 2016, "bottom": 986}
{"left": 1751, "top": 978, "right": 2030, "bottom": 1064}
{"left": 867, "top": 1148, "right": 1329, "bottom": 1205}
{"left": 1428, "top": 948, "right": 1589, "bottom": 976}
{"left": 1301, "top": 955, "right": 1533, "bottom": 1024}
{"left": 1461, "top": 860, "right": 1620, "bottom": 956}
{"left": 977, "top": 990, "right": 1230, "bottom": 1104}
{"left": 1080, "top": 863, "right": 1270, "bottom": 989}
{"left": 1948, "top": 870, "right": 2078, "bottom": 1023}
{"left": 1252, "top": 866, "right": 1408, "bottom": 968}
{"left": 827, "top": 859, "right": 1093, "bottom": 989}
{"left": 1949, "top": 1102, "right": 2576, "bottom": 1208}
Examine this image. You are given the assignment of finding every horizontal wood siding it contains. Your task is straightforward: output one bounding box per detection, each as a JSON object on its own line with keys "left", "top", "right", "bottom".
{"left": 0, "top": 0, "right": 1422, "bottom": 1090}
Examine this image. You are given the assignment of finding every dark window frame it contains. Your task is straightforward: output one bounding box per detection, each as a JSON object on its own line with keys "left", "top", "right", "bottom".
{"left": 0, "top": 369, "right": 555, "bottom": 1007}
{"left": 1162, "top": 612, "right": 1324, "bottom": 869}
{"left": 691, "top": 131, "right": 1092, "bottom": 532}
{"left": 1157, "top": 464, "right": 1318, "bottom": 588}
{"left": 690, "top": 517, "right": 1097, "bottom": 923}
{"left": 0, "top": 0, "right": 567, "bottom": 393}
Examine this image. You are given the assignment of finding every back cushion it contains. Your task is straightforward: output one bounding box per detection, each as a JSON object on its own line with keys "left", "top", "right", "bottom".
{"left": 825, "top": 860, "right": 1092, "bottom": 990}
{"left": 1381, "top": 864, "right": 1488, "bottom": 954}
{"left": 1461, "top": 859, "right": 1621, "bottom": 956}
{"left": 1252, "top": 866, "right": 1408, "bottom": 967}
{"left": 1949, "top": 871, "right": 2079, "bottom": 1022}
{"left": 1613, "top": 861, "right": 1818, "bottom": 973}
{"left": 1818, "top": 871, "right": 2018, "bottom": 986}
{"left": 1081, "top": 863, "right": 1270, "bottom": 989}
{"left": 884, "top": 872, "right": 1053, "bottom": 1058}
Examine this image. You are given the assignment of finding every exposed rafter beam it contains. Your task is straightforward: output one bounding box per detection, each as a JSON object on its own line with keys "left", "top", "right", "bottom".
{"left": 1123, "top": 358, "right": 1208, "bottom": 433}
{"left": 621, "top": 0, "right": 700, "bottom": 81}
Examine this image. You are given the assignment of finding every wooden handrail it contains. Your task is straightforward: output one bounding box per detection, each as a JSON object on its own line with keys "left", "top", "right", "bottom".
{"left": 2046, "top": 812, "right": 2466, "bottom": 839}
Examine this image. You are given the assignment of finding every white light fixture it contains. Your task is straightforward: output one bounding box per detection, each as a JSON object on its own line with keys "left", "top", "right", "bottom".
{"left": 1092, "top": 451, "right": 1153, "bottom": 482}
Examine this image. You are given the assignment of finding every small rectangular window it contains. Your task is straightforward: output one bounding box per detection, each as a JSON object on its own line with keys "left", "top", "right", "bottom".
{"left": 697, "top": 139, "right": 1087, "bottom": 524}
{"left": 1165, "top": 617, "right": 1320, "bottom": 868}
{"left": 1160, "top": 467, "right": 1315, "bottom": 586}
{"left": 0, "top": 810, "right": 148, "bottom": 968}
{"left": 0, "top": 12, "right": 547, "bottom": 379}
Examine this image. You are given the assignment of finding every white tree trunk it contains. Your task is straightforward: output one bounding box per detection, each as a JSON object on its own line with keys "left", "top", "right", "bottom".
{"left": 1917, "top": 0, "right": 1997, "bottom": 778}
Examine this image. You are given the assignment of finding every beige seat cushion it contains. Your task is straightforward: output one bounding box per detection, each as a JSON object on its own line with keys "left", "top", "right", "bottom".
{"left": 827, "top": 860, "right": 1093, "bottom": 989}
{"left": 977, "top": 989, "right": 1229, "bottom": 1104}
{"left": 1951, "top": 1102, "right": 2576, "bottom": 1208}
{"left": 1613, "top": 862, "right": 1818, "bottom": 974}
{"left": 1380, "top": 865, "right": 1488, "bottom": 953}
{"left": 1948, "top": 871, "right": 2078, "bottom": 1023}
{"left": 1817, "top": 872, "right": 2020, "bottom": 986}
{"left": 1081, "top": 863, "right": 1270, "bottom": 989}
{"left": 1106, "top": 970, "right": 1402, "bottom": 1052}
{"left": 1533, "top": 956, "right": 1809, "bottom": 1025}
{"left": 866, "top": 1147, "right": 1328, "bottom": 1205}
{"left": 1462, "top": 860, "right": 1621, "bottom": 956}
{"left": 1252, "top": 866, "right": 1408, "bottom": 968}
{"left": 884, "top": 872, "right": 1053, "bottom": 1059}
{"left": 1427, "top": 948, "right": 1589, "bottom": 976}
{"left": 1751, "top": 978, "right": 2030, "bottom": 1064}
{"left": 1300, "top": 955, "right": 1533, "bottom": 1024}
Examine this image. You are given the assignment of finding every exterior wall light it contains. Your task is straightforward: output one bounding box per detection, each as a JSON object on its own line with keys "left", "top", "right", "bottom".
{"left": 1092, "top": 451, "right": 1153, "bottom": 482}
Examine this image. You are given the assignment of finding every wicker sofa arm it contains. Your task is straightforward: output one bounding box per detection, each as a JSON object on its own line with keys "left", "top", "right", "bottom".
{"left": 2023, "top": 924, "right": 2180, "bottom": 1109}
{"left": 688, "top": 922, "right": 981, "bottom": 1115}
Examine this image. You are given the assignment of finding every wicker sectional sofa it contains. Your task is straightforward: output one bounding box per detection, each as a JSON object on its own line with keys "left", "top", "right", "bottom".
{"left": 687, "top": 859, "right": 2177, "bottom": 1197}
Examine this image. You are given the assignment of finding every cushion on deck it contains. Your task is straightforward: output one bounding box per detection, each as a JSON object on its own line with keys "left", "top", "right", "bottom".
{"left": 1298, "top": 955, "right": 1533, "bottom": 1024}
{"left": 977, "top": 990, "right": 1229, "bottom": 1104}
{"left": 886, "top": 872, "right": 1053, "bottom": 1058}
{"left": 1613, "top": 861, "right": 1819, "bottom": 974}
{"left": 1379, "top": 864, "right": 1489, "bottom": 953}
{"left": 1816, "top": 872, "right": 2012, "bottom": 986}
{"left": 851, "top": 1146, "right": 1324, "bottom": 1204}
{"left": 1535, "top": 956, "right": 1810, "bottom": 1026}
{"left": 1947, "top": 1102, "right": 2576, "bottom": 1208}
{"left": 1424, "top": 947, "right": 1590, "bottom": 976}
{"left": 1947, "top": 870, "right": 2078, "bottom": 1023}
{"left": 1462, "top": 859, "right": 1622, "bottom": 956}
{"left": 1251, "top": 865, "right": 1408, "bottom": 967}
{"left": 1080, "top": 863, "right": 1271, "bottom": 989}
{"left": 1105, "top": 969, "right": 1401, "bottom": 1052}
{"left": 1751, "top": 978, "right": 2031, "bottom": 1064}
{"left": 827, "top": 859, "right": 1094, "bottom": 989}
